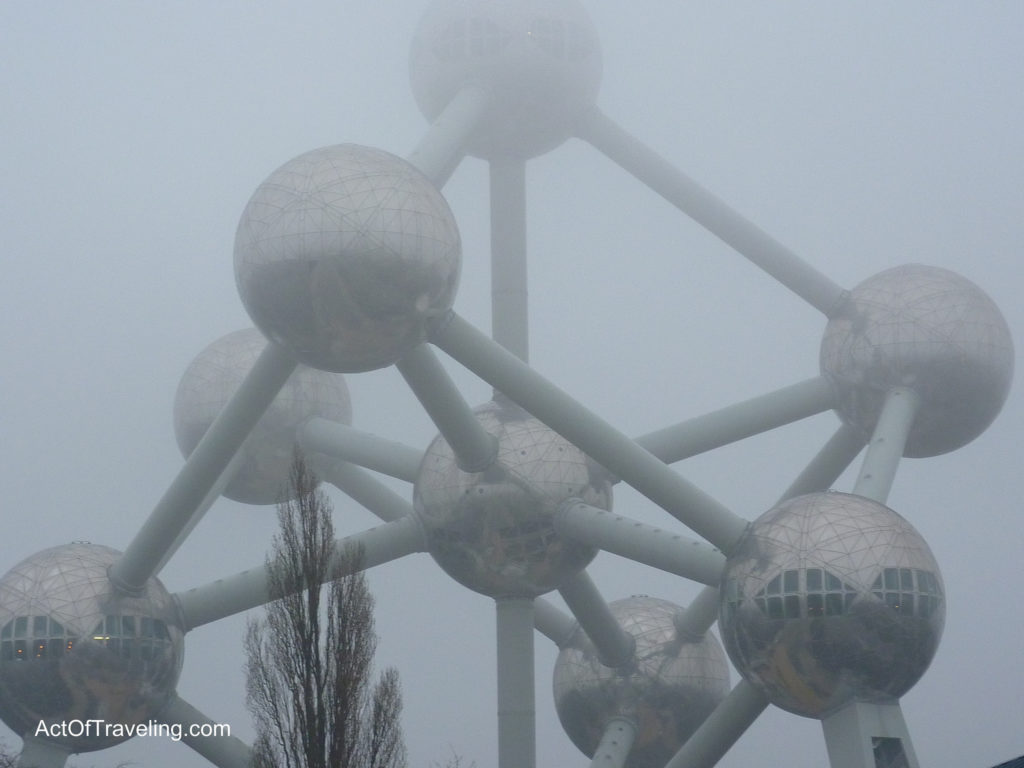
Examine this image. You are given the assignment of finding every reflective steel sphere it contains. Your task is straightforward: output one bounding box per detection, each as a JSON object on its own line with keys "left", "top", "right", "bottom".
{"left": 173, "top": 328, "right": 352, "bottom": 505}
{"left": 410, "top": 0, "right": 602, "bottom": 160}
{"left": 0, "top": 544, "right": 184, "bottom": 752}
{"left": 234, "top": 144, "right": 462, "bottom": 372}
{"left": 719, "top": 493, "right": 944, "bottom": 718}
{"left": 553, "top": 596, "right": 730, "bottom": 767}
{"left": 414, "top": 399, "right": 611, "bottom": 597}
{"left": 821, "top": 264, "right": 1014, "bottom": 456}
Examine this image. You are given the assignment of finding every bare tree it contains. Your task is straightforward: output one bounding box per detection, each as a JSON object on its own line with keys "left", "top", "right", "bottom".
{"left": 245, "top": 457, "right": 406, "bottom": 768}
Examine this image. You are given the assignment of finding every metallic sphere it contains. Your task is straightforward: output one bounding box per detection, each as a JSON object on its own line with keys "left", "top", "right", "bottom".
{"left": 409, "top": 0, "right": 602, "bottom": 160}
{"left": 173, "top": 328, "right": 352, "bottom": 505}
{"left": 0, "top": 544, "right": 184, "bottom": 752}
{"left": 820, "top": 264, "right": 1014, "bottom": 456}
{"left": 553, "top": 596, "right": 730, "bottom": 767}
{"left": 719, "top": 492, "right": 944, "bottom": 719}
{"left": 414, "top": 398, "right": 611, "bottom": 598}
{"left": 234, "top": 144, "right": 462, "bottom": 373}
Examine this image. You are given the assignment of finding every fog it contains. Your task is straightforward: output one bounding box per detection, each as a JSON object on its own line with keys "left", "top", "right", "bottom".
{"left": 1, "top": 2, "right": 1022, "bottom": 767}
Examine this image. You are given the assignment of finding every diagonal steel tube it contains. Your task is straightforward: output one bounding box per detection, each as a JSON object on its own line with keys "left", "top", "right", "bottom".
{"left": 778, "top": 421, "right": 865, "bottom": 502}
{"left": 852, "top": 387, "right": 920, "bottom": 504}
{"left": 111, "top": 341, "right": 298, "bottom": 591}
{"left": 431, "top": 312, "right": 749, "bottom": 553}
{"left": 407, "top": 84, "right": 490, "bottom": 187}
{"left": 558, "top": 570, "right": 635, "bottom": 668}
{"left": 17, "top": 737, "right": 71, "bottom": 768}
{"left": 159, "top": 695, "right": 252, "bottom": 768}
{"left": 396, "top": 343, "right": 498, "bottom": 472}
{"left": 311, "top": 458, "right": 414, "bottom": 523}
{"left": 635, "top": 376, "right": 835, "bottom": 464}
{"left": 663, "top": 679, "right": 769, "bottom": 768}
{"left": 576, "top": 107, "right": 847, "bottom": 317}
{"left": 555, "top": 501, "right": 727, "bottom": 586}
{"left": 533, "top": 597, "right": 578, "bottom": 649}
{"left": 589, "top": 718, "right": 638, "bottom": 768}
{"left": 297, "top": 418, "right": 423, "bottom": 482}
{"left": 175, "top": 516, "right": 425, "bottom": 631}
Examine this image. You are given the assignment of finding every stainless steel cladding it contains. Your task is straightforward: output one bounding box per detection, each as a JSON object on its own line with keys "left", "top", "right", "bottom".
{"left": 0, "top": 544, "right": 184, "bottom": 752}
{"left": 553, "top": 596, "right": 730, "bottom": 766}
{"left": 410, "top": 0, "right": 602, "bottom": 160}
{"left": 173, "top": 328, "right": 351, "bottom": 504}
{"left": 718, "top": 492, "right": 944, "bottom": 718}
{"left": 821, "top": 264, "right": 1014, "bottom": 456}
{"left": 414, "top": 398, "right": 611, "bottom": 597}
{"left": 234, "top": 144, "right": 462, "bottom": 373}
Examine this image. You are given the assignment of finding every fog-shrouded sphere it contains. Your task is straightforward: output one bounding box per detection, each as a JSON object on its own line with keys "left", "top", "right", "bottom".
{"left": 553, "top": 596, "right": 730, "bottom": 767}
{"left": 821, "top": 264, "right": 1014, "bottom": 457}
{"left": 414, "top": 398, "right": 611, "bottom": 597}
{"left": 719, "top": 492, "right": 944, "bottom": 719}
{"left": 409, "top": 0, "right": 602, "bottom": 160}
{"left": 0, "top": 544, "right": 184, "bottom": 752}
{"left": 234, "top": 144, "right": 462, "bottom": 372}
{"left": 173, "top": 328, "right": 352, "bottom": 505}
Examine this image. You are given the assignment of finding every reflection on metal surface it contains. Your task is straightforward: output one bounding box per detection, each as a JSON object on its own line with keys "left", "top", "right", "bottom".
{"left": 719, "top": 492, "right": 944, "bottom": 719}
{"left": 414, "top": 398, "right": 611, "bottom": 597}
{"left": 410, "top": 0, "right": 602, "bottom": 160}
{"left": 821, "top": 264, "right": 1014, "bottom": 457}
{"left": 553, "top": 596, "right": 730, "bottom": 767}
{"left": 173, "top": 328, "right": 351, "bottom": 505}
{"left": 0, "top": 544, "right": 183, "bottom": 751}
{"left": 234, "top": 144, "right": 462, "bottom": 373}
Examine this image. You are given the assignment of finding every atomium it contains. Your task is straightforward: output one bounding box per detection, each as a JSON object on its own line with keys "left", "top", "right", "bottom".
{"left": 0, "top": 544, "right": 183, "bottom": 753}
{"left": 718, "top": 492, "right": 944, "bottom": 718}
{"left": 1, "top": 2, "right": 1015, "bottom": 768}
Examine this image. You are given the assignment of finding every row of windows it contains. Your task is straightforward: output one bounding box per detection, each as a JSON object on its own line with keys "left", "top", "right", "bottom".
{"left": 1, "top": 636, "right": 172, "bottom": 663}
{"left": 870, "top": 568, "right": 942, "bottom": 619}
{"left": 435, "top": 19, "right": 510, "bottom": 61}
{"left": 1, "top": 615, "right": 173, "bottom": 663}
{"left": 433, "top": 18, "right": 593, "bottom": 63}
{"left": 723, "top": 567, "right": 943, "bottom": 622}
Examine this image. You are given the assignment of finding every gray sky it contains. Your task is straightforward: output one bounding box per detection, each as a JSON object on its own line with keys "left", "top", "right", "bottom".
{"left": 2, "top": 2, "right": 1022, "bottom": 767}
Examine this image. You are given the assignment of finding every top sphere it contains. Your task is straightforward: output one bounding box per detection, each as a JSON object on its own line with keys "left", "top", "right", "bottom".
{"left": 410, "top": 0, "right": 602, "bottom": 160}
{"left": 174, "top": 328, "right": 352, "bottom": 505}
{"left": 821, "top": 264, "right": 1014, "bottom": 456}
{"left": 719, "top": 492, "right": 944, "bottom": 718}
{"left": 234, "top": 144, "right": 462, "bottom": 373}
{"left": 0, "top": 543, "right": 184, "bottom": 752}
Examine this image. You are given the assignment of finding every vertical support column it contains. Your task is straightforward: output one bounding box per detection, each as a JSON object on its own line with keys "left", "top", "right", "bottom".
{"left": 490, "top": 158, "right": 529, "bottom": 363}
{"left": 822, "top": 701, "right": 919, "bottom": 768}
{"left": 496, "top": 597, "right": 536, "bottom": 768}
